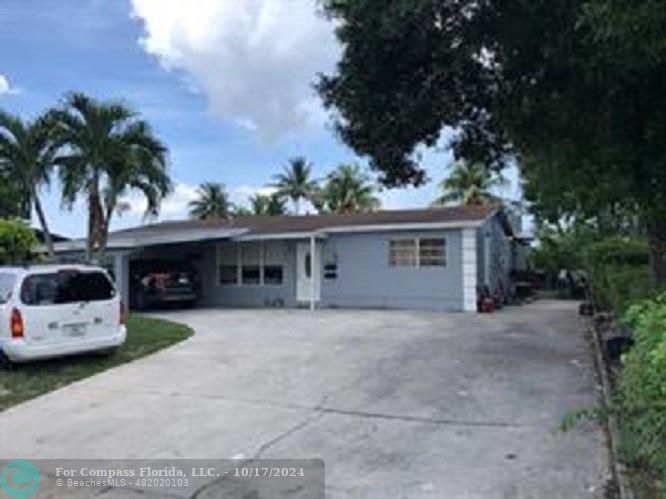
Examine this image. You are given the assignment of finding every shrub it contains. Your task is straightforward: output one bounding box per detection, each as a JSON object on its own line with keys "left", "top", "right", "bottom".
{"left": 617, "top": 294, "right": 666, "bottom": 496}
{"left": 530, "top": 224, "right": 602, "bottom": 288}
{"left": 0, "top": 218, "right": 37, "bottom": 264}
{"left": 584, "top": 237, "right": 653, "bottom": 314}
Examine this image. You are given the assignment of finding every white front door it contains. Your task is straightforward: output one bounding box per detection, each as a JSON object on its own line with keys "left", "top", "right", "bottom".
{"left": 296, "top": 242, "right": 321, "bottom": 303}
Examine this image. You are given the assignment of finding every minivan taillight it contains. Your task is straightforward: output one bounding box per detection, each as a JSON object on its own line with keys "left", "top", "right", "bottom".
{"left": 10, "top": 308, "right": 24, "bottom": 339}
{"left": 119, "top": 301, "right": 126, "bottom": 326}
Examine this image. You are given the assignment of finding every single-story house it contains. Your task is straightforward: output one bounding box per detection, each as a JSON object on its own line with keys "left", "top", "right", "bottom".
{"left": 51, "top": 205, "right": 520, "bottom": 312}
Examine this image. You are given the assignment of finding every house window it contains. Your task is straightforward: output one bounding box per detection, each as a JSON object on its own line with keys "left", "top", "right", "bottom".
{"left": 218, "top": 243, "right": 239, "bottom": 284}
{"left": 241, "top": 243, "right": 261, "bottom": 285}
{"left": 304, "top": 254, "right": 312, "bottom": 278}
{"left": 389, "top": 238, "right": 447, "bottom": 268}
{"left": 262, "top": 242, "right": 285, "bottom": 285}
{"left": 218, "top": 241, "right": 285, "bottom": 286}
{"left": 389, "top": 239, "right": 417, "bottom": 266}
{"left": 219, "top": 265, "right": 238, "bottom": 285}
{"left": 264, "top": 266, "right": 284, "bottom": 285}
{"left": 419, "top": 238, "right": 447, "bottom": 267}
{"left": 241, "top": 266, "right": 261, "bottom": 285}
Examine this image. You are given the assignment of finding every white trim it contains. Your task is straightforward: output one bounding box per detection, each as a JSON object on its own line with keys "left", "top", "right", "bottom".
{"left": 320, "top": 220, "right": 486, "bottom": 235}
{"left": 462, "top": 228, "right": 478, "bottom": 312}
{"left": 48, "top": 215, "right": 495, "bottom": 253}
{"left": 233, "top": 220, "right": 490, "bottom": 242}
{"left": 50, "top": 228, "right": 248, "bottom": 253}
{"left": 233, "top": 232, "right": 326, "bottom": 241}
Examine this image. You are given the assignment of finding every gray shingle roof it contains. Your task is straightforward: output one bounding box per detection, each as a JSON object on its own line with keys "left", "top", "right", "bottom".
{"left": 111, "top": 205, "right": 498, "bottom": 239}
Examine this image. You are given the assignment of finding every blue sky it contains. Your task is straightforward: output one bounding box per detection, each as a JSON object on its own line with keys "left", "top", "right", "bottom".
{"left": 0, "top": 0, "right": 520, "bottom": 238}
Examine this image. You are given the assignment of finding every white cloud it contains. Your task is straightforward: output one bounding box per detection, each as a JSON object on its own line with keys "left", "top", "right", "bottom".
{"left": 130, "top": 0, "right": 339, "bottom": 140}
{"left": 0, "top": 74, "right": 18, "bottom": 96}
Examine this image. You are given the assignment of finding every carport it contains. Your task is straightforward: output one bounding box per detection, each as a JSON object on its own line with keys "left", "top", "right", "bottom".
{"left": 51, "top": 224, "right": 247, "bottom": 309}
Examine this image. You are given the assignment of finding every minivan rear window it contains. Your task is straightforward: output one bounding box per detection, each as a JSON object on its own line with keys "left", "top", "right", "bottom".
{"left": 0, "top": 273, "right": 16, "bottom": 304}
{"left": 20, "top": 271, "right": 115, "bottom": 306}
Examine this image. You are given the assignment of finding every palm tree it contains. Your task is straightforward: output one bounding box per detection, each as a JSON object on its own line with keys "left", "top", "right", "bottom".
{"left": 319, "top": 163, "right": 381, "bottom": 214}
{"left": 189, "top": 182, "right": 234, "bottom": 220}
{"left": 248, "top": 193, "right": 288, "bottom": 216}
{"left": 432, "top": 161, "right": 507, "bottom": 206}
{"left": 271, "top": 157, "right": 318, "bottom": 214}
{"left": 0, "top": 110, "right": 59, "bottom": 258}
{"left": 51, "top": 93, "right": 172, "bottom": 262}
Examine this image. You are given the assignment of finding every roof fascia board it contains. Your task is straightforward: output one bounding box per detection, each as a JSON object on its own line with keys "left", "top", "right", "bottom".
{"left": 50, "top": 228, "right": 247, "bottom": 253}
{"left": 233, "top": 232, "right": 327, "bottom": 241}
{"left": 319, "top": 220, "right": 485, "bottom": 234}
{"left": 233, "top": 220, "right": 486, "bottom": 241}
{"left": 48, "top": 217, "right": 493, "bottom": 252}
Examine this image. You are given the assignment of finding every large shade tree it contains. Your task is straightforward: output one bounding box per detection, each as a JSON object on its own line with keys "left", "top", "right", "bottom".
{"left": 318, "top": 0, "right": 666, "bottom": 284}
{"left": 316, "top": 163, "right": 380, "bottom": 214}
{"left": 189, "top": 182, "right": 234, "bottom": 220}
{"left": 0, "top": 110, "right": 59, "bottom": 258}
{"left": 432, "top": 161, "right": 506, "bottom": 206}
{"left": 272, "top": 157, "right": 318, "bottom": 214}
{"left": 52, "top": 93, "right": 171, "bottom": 262}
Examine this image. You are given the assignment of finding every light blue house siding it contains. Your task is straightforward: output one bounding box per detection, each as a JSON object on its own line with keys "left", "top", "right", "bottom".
{"left": 174, "top": 229, "right": 466, "bottom": 311}
{"left": 319, "top": 229, "right": 464, "bottom": 311}
{"left": 52, "top": 209, "right": 514, "bottom": 312}
{"left": 156, "top": 229, "right": 463, "bottom": 311}
{"left": 197, "top": 240, "right": 299, "bottom": 308}
{"left": 475, "top": 215, "right": 512, "bottom": 294}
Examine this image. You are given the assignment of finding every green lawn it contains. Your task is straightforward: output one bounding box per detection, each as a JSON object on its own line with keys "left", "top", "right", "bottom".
{"left": 0, "top": 314, "right": 193, "bottom": 411}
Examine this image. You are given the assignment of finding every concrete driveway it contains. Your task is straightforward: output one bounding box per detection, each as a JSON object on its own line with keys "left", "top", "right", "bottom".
{"left": 0, "top": 301, "right": 609, "bottom": 498}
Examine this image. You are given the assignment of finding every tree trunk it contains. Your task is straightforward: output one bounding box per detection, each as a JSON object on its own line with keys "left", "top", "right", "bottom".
{"left": 647, "top": 217, "right": 666, "bottom": 287}
{"left": 85, "top": 194, "right": 95, "bottom": 263}
{"left": 86, "top": 181, "right": 104, "bottom": 264}
{"left": 33, "top": 192, "right": 55, "bottom": 260}
{"left": 91, "top": 199, "right": 105, "bottom": 264}
{"left": 95, "top": 204, "right": 115, "bottom": 263}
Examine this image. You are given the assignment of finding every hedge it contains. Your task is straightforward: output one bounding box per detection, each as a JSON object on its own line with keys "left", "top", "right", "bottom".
{"left": 617, "top": 294, "right": 666, "bottom": 497}
{"left": 584, "top": 237, "right": 653, "bottom": 314}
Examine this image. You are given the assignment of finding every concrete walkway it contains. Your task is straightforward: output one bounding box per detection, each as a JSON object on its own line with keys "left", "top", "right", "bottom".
{"left": 0, "top": 301, "right": 609, "bottom": 498}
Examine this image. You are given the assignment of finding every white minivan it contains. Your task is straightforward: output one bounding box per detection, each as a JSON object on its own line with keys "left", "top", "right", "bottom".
{"left": 0, "top": 265, "right": 127, "bottom": 364}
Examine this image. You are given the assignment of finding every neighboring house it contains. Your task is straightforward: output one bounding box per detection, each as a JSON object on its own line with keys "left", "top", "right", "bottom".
{"left": 51, "top": 206, "right": 518, "bottom": 312}
{"left": 32, "top": 229, "right": 70, "bottom": 244}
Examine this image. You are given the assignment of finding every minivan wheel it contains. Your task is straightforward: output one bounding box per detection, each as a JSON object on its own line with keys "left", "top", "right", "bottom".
{"left": 0, "top": 351, "right": 13, "bottom": 370}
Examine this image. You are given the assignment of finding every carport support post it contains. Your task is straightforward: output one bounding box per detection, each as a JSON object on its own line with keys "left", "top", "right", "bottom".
{"left": 310, "top": 234, "right": 316, "bottom": 311}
